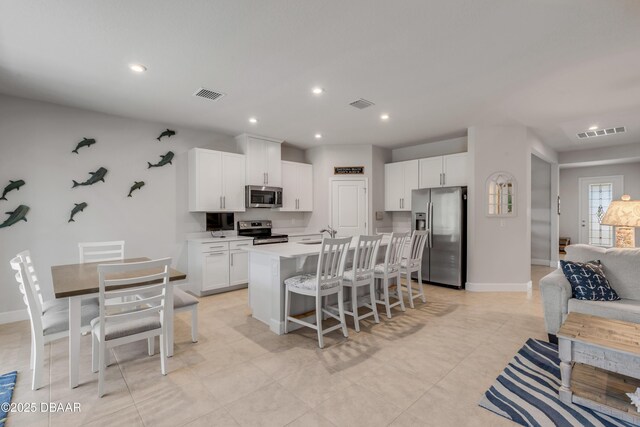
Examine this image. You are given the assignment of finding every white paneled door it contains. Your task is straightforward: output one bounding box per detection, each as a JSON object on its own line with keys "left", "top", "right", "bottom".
{"left": 331, "top": 179, "right": 367, "bottom": 237}
{"left": 578, "top": 175, "right": 623, "bottom": 247}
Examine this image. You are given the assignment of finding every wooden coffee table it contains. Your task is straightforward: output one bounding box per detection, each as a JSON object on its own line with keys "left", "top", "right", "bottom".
{"left": 558, "top": 312, "right": 640, "bottom": 424}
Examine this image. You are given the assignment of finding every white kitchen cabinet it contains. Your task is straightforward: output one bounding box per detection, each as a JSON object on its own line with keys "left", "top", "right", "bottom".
{"left": 229, "top": 250, "right": 249, "bottom": 286}
{"left": 202, "top": 250, "right": 230, "bottom": 292}
{"left": 279, "top": 161, "right": 313, "bottom": 212}
{"left": 419, "top": 153, "right": 468, "bottom": 188}
{"left": 236, "top": 134, "right": 282, "bottom": 187}
{"left": 384, "top": 160, "right": 418, "bottom": 211}
{"left": 188, "top": 148, "right": 246, "bottom": 212}
{"left": 188, "top": 239, "right": 251, "bottom": 296}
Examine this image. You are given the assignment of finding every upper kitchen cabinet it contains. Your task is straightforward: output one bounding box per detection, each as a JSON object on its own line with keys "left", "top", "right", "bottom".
{"left": 188, "top": 148, "right": 246, "bottom": 212}
{"left": 279, "top": 161, "right": 313, "bottom": 212}
{"left": 384, "top": 160, "right": 419, "bottom": 211}
{"left": 419, "top": 153, "right": 468, "bottom": 188}
{"left": 236, "top": 134, "right": 283, "bottom": 187}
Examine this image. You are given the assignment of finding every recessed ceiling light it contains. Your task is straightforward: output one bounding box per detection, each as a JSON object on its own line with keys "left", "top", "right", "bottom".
{"left": 380, "top": 114, "right": 390, "bottom": 120}
{"left": 249, "top": 117, "right": 258, "bottom": 124}
{"left": 314, "top": 133, "right": 322, "bottom": 139}
{"left": 588, "top": 125, "right": 598, "bottom": 130}
{"left": 312, "top": 87, "right": 324, "bottom": 95}
{"left": 129, "top": 63, "right": 147, "bottom": 73}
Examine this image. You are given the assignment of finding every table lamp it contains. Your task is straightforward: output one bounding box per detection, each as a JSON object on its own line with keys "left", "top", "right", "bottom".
{"left": 600, "top": 195, "right": 640, "bottom": 248}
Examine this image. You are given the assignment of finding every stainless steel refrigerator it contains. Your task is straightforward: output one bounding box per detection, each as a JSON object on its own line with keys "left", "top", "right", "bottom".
{"left": 411, "top": 187, "right": 467, "bottom": 289}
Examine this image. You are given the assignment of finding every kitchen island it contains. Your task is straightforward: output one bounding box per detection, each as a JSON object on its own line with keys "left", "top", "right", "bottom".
{"left": 243, "top": 237, "right": 390, "bottom": 334}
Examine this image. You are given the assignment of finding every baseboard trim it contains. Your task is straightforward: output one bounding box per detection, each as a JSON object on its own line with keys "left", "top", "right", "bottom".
{"left": 0, "top": 308, "right": 29, "bottom": 325}
{"left": 466, "top": 281, "right": 532, "bottom": 292}
{"left": 531, "top": 258, "right": 551, "bottom": 266}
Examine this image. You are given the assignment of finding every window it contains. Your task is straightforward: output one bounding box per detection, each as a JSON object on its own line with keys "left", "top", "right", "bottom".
{"left": 588, "top": 183, "right": 613, "bottom": 247}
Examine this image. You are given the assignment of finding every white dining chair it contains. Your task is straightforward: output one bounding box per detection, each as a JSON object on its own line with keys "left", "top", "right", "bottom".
{"left": 341, "top": 235, "right": 382, "bottom": 332}
{"left": 92, "top": 258, "right": 171, "bottom": 397}
{"left": 10, "top": 253, "right": 98, "bottom": 390}
{"left": 399, "top": 230, "right": 429, "bottom": 308}
{"left": 374, "top": 232, "right": 409, "bottom": 319}
{"left": 79, "top": 241, "right": 199, "bottom": 344}
{"left": 78, "top": 241, "right": 125, "bottom": 264}
{"left": 284, "top": 237, "right": 352, "bottom": 348}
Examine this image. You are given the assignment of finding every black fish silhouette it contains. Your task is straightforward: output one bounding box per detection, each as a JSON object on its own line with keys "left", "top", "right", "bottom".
{"left": 128, "top": 181, "right": 145, "bottom": 197}
{"left": 148, "top": 152, "right": 174, "bottom": 168}
{"left": 72, "top": 167, "right": 108, "bottom": 188}
{"left": 0, "top": 179, "right": 25, "bottom": 201}
{"left": 0, "top": 205, "right": 29, "bottom": 228}
{"left": 68, "top": 202, "right": 88, "bottom": 222}
{"left": 156, "top": 129, "right": 175, "bottom": 141}
{"left": 72, "top": 137, "right": 96, "bottom": 154}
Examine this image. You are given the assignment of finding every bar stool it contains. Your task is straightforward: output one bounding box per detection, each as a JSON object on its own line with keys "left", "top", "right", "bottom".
{"left": 342, "top": 235, "right": 382, "bottom": 332}
{"left": 283, "top": 237, "right": 352, "bottom": 348}
{"left": 374, "top": 232, "right": 409, "bottom": 319}
{"left": 399, "top": 230, "right": 429, "bottom": 308}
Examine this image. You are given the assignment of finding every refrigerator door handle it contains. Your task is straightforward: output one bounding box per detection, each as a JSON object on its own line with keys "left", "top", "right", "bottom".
{"left": 428, "top": 202, "right": 434, "bottom": 248}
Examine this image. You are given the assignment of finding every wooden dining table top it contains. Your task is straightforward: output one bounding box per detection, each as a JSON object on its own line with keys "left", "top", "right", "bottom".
{"left": 51, "top": 257, "right": 187, "bottom": 298}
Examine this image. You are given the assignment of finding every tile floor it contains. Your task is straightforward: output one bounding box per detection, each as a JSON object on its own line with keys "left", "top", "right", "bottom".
{"left": 0, "top": 265, "right": 554, "bottom": 427}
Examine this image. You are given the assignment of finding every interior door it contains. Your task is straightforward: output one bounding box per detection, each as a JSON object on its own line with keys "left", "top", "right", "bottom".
{"left": 579, "top": 176, "right": 623, "bottom": 247}
{"left": 222, "top": 153, "right": 246, "bottom": 211}
{"left": 331, "top": 179, "right": 367, "bottom": 237}
{"left": 419, "top": 157, "right": 443, "bottom": 188}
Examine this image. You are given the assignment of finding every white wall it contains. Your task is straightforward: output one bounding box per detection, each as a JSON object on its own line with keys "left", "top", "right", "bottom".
{"left": 391, "top": 136, "right": 467, "bottom": 162}
{"left": 531, "top": 154, "right": 552, "bottom": 264}
{"left": 304, "top": 145, "right": 374, "bottom": 233}
{"left": 559, "top": 161, "right": 640, "bottom": 247}
{"left": 0, "top": 95, "right": 304, "bottom": 321}
{"left": 558, "top": 142, "right": 640, "bottom": 167}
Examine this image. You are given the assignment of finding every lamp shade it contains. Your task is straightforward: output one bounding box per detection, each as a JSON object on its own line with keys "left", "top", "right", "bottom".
{"left": 600, "top": 195, "right": 640, "bottom": 227}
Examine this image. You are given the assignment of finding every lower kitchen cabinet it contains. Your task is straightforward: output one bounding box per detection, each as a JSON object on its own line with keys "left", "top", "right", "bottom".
{"left": 188, "top": 240, "right": 251, "bottom": 295}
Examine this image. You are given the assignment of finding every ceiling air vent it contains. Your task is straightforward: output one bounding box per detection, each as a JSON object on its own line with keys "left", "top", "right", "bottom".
{"left": 193, "top": 87, "right": 226, "bottom": 101}
{"left": 349, "top": 98, "right": 375, "bottom": 109}
{"left": 576, "top": 126, "right": 625, "bottom": 139}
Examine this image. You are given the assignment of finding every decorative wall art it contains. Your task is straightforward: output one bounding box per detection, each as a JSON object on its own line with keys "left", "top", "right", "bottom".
{"left": 486, "top": 171, "right": 516, "bottom": 217}
{"left": 72, "top": 137, "right": 97, "bottom": 154}
{"left": 72, "top": 167, "right": 108, "bottom": 188}
{"left": 0, "top": 179, "right": 25, "bottom": 201}
{"left": 156, "top": 129, "right": 176, "bottom": 141}
{"left": 68, "top": 202, "right": 88, "bottom": 222}
{"left": 0, "top": 205, "right": 29, "bottom": 228}
{"left": 148, "top": 151, "right": 174, "bottom": 168}
{"left": 128, "top": 181, "right": 145, "bottom": 197}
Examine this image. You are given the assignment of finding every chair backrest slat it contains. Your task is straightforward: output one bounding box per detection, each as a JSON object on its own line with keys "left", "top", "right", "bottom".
{"left": 97, "top": 258, "right": 171, "bottom": 341}
{"left": 10, "top": 256, "right": 44, "bottom": 336}
{"left": 383, "top": 232, "right": 409, "bottom": 272}
{"left": 316, "top": 237, "right": 352, "bottom": 293}
{"left": 352, "top": 235, "right": 383, "bottom": 276}
{"left": 16, "top": 250, "right": 44, "bottom": 312}
{"left": 79, "top": 241, "right": 125, "bottom": 264}
{"left": 407, "top": 230, "right": 429, "bottom": 263}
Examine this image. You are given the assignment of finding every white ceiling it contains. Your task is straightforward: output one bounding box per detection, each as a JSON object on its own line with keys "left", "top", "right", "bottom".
{"left": 1, "top": 0, "right": 640, "bottom": 151}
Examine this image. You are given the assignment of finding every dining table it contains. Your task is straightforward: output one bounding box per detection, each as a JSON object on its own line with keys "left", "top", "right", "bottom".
{"left": 51, "top": 257, "right": 187, "bottom": 388}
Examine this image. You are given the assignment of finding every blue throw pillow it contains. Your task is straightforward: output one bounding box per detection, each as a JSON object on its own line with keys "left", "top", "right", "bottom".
{"left": 560, "top": 260, "right": 620, "bottom": 301}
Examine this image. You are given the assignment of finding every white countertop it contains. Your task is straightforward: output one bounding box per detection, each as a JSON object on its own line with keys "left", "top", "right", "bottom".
{"left": 187, "top": 229, "right": 322, "bottom": 243}
{"left": 242, "top": 235, "right": 390, "bottom": 258}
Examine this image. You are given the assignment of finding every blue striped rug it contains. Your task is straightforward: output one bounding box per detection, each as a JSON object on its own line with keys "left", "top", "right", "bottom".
{"left": 0, "top": 371, "right": 17, "bottom": 427}
{"left": 479, "top": 339, "right": 638, "bottom": 427}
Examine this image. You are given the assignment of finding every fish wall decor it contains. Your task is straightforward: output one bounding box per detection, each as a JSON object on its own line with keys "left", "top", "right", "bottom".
{"left": 0, "top": 205, "right": 29, "bottom": 229}
{"left": 0, "top": 179, "right": 25, "bottom": 201}
{"left": 148, "top": 152, "right": 174, "bottom": 168}
{"left": 72, "top": 167, "right": 108, "bottom": 188}
{"left": 156, "top": 129, "right": 176, "bottom": 141}
{"left": 72, "top": 137, "right": 96, "bottom": 154}
{"left": 68, "top": 202, "right": 88, "bottom": 222}
{"left": 128, "top": 181, "right": 145, "bottom": 197}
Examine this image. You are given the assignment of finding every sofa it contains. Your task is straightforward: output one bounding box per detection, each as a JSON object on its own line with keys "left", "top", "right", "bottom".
{"left": 540, "top": 244, "right": 640, "bottom": 344}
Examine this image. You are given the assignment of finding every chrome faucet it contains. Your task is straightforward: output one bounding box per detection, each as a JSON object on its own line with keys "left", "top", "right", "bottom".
{"left": 319, "top": 225, "right": 337, "bottom": 238}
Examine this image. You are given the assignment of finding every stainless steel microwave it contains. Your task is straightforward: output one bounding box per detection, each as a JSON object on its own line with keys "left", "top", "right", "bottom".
{"left": 245, "top": 186, "right": 283, "bottom": 208}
